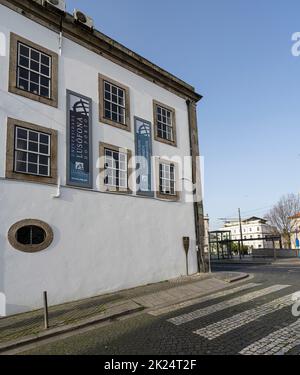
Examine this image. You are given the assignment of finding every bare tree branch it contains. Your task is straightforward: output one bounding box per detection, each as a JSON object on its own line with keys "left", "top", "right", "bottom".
{"left": 265, "top": 193, "right": 300, "bottom": 248}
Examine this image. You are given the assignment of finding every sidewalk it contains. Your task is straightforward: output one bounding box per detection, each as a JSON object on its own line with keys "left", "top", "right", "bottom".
{"left": 0, "top": 271, "right": 249, "bottom": 353}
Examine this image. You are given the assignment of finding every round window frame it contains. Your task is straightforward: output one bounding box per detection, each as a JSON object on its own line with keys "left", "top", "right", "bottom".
{"left": 8, "top": 219, "right": 53, "bottom": 253}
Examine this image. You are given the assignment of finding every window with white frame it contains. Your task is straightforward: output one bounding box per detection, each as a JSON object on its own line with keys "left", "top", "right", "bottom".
{"left": 104, "top": 81, "right": 126, "bottom": 124}
{"left": 14, "top": 126, "right": 50, "bottom": 177}
{"left": 104, "top": 148, "right": 127, "bottom": 188}
{"left": 159, "top": 162, "right": 176, "bottom": 195}
{"left": 156, "top": 105, "right": 174, "bottom": 142}
{"left": 17, "top": 42, "right": 52, "bottom": 98}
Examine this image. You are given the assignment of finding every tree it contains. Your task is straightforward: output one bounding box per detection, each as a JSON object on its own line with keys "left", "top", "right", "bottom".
{"left": 265, "top": 193, "right": 300, "bottom": 248}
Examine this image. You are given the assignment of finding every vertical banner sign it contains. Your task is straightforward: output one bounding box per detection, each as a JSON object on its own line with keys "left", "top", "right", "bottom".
{"left": 67, "top": 90, "right": 93, "bottom": 188}
{"left": 134, "top": 117, "right": 154, "bottom": 197}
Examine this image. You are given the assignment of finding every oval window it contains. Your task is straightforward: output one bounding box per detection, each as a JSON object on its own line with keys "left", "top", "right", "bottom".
{"left": 8, "top": 219, "right": 53, "bottom": 253}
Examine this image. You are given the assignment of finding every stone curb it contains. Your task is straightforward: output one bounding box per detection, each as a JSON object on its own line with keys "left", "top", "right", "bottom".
{"left": 0, "top": 302, "right": 144, "bottom": 354}
{"left": 212, "top": 260, "right": 272, "bottom": 265}
{"left": 222, "top": 273, "right": 250, "bottom": 283}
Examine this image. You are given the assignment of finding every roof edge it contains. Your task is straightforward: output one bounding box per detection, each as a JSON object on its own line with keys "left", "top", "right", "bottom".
{"left": 1, "top": 0, "right": 203, "bottom": 102}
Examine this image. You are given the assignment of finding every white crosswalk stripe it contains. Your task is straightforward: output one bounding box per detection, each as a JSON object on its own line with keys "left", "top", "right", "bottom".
{"left": 167, "top": 285, "right": 290, "bottom": 326}
{"left": 150, "top": 283, "right": 260, "bottom": 317}
{"left": 194, "top": 293, "right": 294, "bottom": 340}
{"left": 240, "top": 319, "right": 300, "bottom": 355}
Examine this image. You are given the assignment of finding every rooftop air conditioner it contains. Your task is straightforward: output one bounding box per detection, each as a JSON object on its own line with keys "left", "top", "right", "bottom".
{"left": 73, "top": 9, "right": 94, "bottom": 30}
{"left": 43, "top": 0, "right": 66, "bottom": 13}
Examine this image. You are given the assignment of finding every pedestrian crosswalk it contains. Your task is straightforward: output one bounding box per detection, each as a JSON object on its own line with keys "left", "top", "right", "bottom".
{"left": 159, "top": 282, "right": 300, "bottom": 355}
{"left": 168, "top": 285, "right": 289, "bottom": 326}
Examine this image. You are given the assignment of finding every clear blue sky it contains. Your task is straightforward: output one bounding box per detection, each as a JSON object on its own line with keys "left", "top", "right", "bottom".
{"left": 67, "top": 0, "right": 300, "bottom": 229}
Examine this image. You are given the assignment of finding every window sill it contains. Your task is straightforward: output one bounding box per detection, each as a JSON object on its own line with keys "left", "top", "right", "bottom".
{"left": 9, "top": 86, "right": 58, "bottom": 108}
{"left": 99, "top": 116, "right": 131, "bottom": 132}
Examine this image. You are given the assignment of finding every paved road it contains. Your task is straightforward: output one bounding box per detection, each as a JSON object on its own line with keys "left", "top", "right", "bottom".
{"left": 19, "top": 263, "right": 300, "bottom": 355}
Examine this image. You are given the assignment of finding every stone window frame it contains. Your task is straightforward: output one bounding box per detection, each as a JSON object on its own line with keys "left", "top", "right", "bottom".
{"left": 9, "top": 33, "right": 58, "bottom": 108}
{"left": 155, "top": 157, "right": 180, "bottom": 201}
{"left": 153, "top": 100, "right": 177, "bottom": 147}
{"left": 99, "top": 142, "right": 132, "bottom": 194}
{"left": 8, "top": 219, "right": 54, "bottom": 253}
{"left": 6, "top": 117, "right": 58, "bottom": 185}
{"left": 98, "top": 74, "right": 131, "bottom": 132}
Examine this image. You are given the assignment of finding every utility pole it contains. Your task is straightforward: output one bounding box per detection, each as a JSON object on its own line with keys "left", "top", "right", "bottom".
{"left": 238, "top": 208, "right": 244, "bottom": 258}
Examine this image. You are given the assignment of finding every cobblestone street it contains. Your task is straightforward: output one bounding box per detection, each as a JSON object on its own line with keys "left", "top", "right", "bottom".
{"left": 15, "top": 262, "right": 300, "bottom": 355}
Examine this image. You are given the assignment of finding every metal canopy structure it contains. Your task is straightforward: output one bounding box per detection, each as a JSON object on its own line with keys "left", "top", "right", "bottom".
{"left": 209, "top": 231, "right": 283, "bottom": 260}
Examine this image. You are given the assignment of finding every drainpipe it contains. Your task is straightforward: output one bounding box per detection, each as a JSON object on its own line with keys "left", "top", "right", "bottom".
{"left": 186, "top": 99, "right": 207, "bottom": 273}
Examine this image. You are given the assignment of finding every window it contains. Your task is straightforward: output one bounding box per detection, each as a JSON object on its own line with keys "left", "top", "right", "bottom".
{"left": 17, "top": 225, "right": 46, "bottom": 245}
{"left": 9, "top": 33, "right": 58, "bottom": 107}
{"left": 153, "top": 100, "right": 177, "bottom": 146}
{"left": 159, "top": 163, "right": 176, "bottom": 195}
{"left": 156, "top": 159, "right": 179, "bottom": 201}
{"left": 17, "top": 42, "right": 51, "bottom": 98}
{"left": 14, "top": 126, "right": 50, "bottom": 177}
{"left": 104, "top": 148, "right": 127, "bottom": 189}
{"left": 99, "top": 75, "right": 131, "bottom": 131}
{"left": 8, "top": 219, "right": 53, "bottom": 253}
{"left": 6, "top": 118, "right": 58, "bottom": 185}
{"left": 99, "top": 142, "right": 132, "bottom": 193}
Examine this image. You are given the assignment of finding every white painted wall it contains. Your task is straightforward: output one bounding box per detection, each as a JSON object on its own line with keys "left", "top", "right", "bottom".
{"left": 0, "top": 5, "right": 199, "bottom": 315}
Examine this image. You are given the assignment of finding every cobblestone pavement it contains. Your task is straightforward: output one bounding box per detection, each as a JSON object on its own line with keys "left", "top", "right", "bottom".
{"left": 18, "top": 263, "right": 300, "bottom": 355}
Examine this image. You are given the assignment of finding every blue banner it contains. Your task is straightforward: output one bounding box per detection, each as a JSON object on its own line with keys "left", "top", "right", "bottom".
{"left": 135, "top": 117, "right": 153, "bottom": 197}
{"left": 67, "top": 91, "right": 93, "bottom": 188}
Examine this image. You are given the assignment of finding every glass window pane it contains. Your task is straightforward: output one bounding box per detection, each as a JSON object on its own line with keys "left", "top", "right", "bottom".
{"left": 28, "top": 142, "right": 38, "bottom": 152}
{"left": 29, "top": 82, "right": 39, "bottom": 95}
{"left": 40, "top": 76, "right": 50, "bottom": 88}
{"left": 17, "top": 128, "right": 27, "bottom": 140}
{"left": 39, "top": 165, "right": 49, "bottom": 176}
{"left": 112, "top": 112, "right": 118, "bottom": 122}
{"left": 39, "top": 144, "right": 49, "bottom": 154}
{"left": 41, "top": 54, "right": 50, "bottom": 66}
{"left": 28, "top": 153, "right": 38, "bottom": 163}
{"left": 19, "top": 44, "right": 29, "bottom": 57}
{"left": 17, "top": 139, "right": 27, "bottom": 150}
{"left": 41, "top": 65, "right": 50, "bottom": 76}
{"left": 18, "top": 67, "right": 29, "bottom": 80}
{"left": 31, "top": 226, "right": 46, "bottom": 244}
{"left": 30, "top": 71, "right": 40, "bottom": 84}
{"left": 40, "top": 86, "right": 49, "bottom": 98}
{"left": 40, "top": 134, "right": 49, "bottom": 145}
{"left": 39, "top": 155, "right": 49, "bottom": 165}
{"left": 31, "top": 49, "right": 40, "bottom": 62}
{"left": 19, "top": 56, "right": 29, "bottom": 68}
{"left": 30, "top": 60, "right": 39, "bottom": 72}
{"left": 29, "top": 131, "right": 38, "bottom": 142}
{"left": 18, "top": 79, "right": 29, "bottom": 91}
{"left": 16, "top": 151, "right": 27, "bottom": 162}
{"left": 15, "top": 161, "right": 27, "bottom": 172}
{"left": 28, "top": 163, "right": 38, "bottom": 174}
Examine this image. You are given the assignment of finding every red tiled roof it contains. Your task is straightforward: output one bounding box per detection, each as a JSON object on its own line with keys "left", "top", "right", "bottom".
{"left": 289, "top": 213, "right": 300, "bottom": 219}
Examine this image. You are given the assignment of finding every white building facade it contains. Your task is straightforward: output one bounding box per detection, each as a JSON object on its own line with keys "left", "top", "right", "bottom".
{"left": 220, "top": 217, "right": 274, "bottom": 249}
{"left": 0, "top": 0, "right": 204, "bottom": 316}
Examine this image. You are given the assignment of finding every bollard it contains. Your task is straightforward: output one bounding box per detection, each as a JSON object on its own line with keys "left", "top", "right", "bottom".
{"left": 43, "top": 291, "right": 49, "bottom": 330}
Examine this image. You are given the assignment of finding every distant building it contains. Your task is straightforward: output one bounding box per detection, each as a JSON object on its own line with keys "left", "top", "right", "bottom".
{"left": 204, "top": 215, "right": 210, "bottom": 254}
{"left": 219, "top": 217, "right": 274, "bottom": 249}
{"left": 289, "top": 213, "right": 300, "bottom": 249}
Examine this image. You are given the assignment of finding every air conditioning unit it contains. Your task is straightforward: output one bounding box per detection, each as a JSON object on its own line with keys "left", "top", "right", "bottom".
{"left": 73, "top": 9, "right": 94, "bottom": 30}
{"left": 43, "top": 0, "right": 66, "bottom": 13}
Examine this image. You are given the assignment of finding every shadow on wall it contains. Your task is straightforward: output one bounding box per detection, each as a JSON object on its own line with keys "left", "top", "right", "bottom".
{"left": 0, "top": 232, "right": 32, "bottom": 316}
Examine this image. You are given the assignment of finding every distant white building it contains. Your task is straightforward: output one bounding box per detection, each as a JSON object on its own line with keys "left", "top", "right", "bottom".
{"left": 219, "top": 217, "right": 274, "bottom": 249}
{"left": 289, "top": 213, "right": 300, "bottom": 249}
